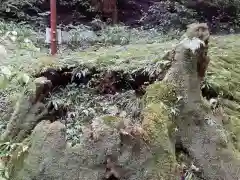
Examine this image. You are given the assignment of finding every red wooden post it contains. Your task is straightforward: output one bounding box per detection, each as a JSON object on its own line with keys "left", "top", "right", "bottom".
{"left": 50, "top": 0, "right": 57, "bottom": 55}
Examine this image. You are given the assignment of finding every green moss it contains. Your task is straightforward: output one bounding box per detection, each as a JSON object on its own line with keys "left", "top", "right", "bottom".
{"left": 152, "top": 151, "right": 177, "bottom": 179}
{"left": 143, "top": 81, "right": 177, "bottom": 106}
{"left": 225, "top": 116, "right": 240, "bottom": 151}
{"left": 7, "top": 138, "right": 31, "bottom": 178}
{"left": 102, "top": 115, "right": 121, "bottom": 127}
{"left": 141, "top": 102, "right": 177, "bottom": 179}
{"left": 207, "top": 35, "right": 240, "bottom": 151}
{"left": 140, "top": 82, "right": 178, "bottom": 178}
{"left": 141, "top": 81, "right": 177, "bottom": 144}
{"left": 142, "top": 103, "right": 171, "bottom": 145}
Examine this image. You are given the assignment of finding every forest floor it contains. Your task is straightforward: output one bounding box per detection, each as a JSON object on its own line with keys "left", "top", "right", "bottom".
{"left": 0, "top": 21, "right": 240, "bottom": 150}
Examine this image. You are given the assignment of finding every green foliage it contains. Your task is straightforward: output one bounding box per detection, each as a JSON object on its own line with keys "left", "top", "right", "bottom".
{"left": 59, "top": 22, "right": 173, "bottom": 49}
{"left": 0, "top": 66, "right": 31, "bottom": 89}
{"left": 140, "top": 0, "right": 240, "bottom": 32}
{"left": 1, "top": 0, "right": 240, "bottom": 33}
{"left": 99, "top": 25, "right": 131, "bottom": 45}
{"left": 0, "top": 0, "right": 39, "bottom": 20}
{"left": 0, "top": 140, "right": 29, "bottom": 180}
{"left": 0, "top": 21, "right": 43, "bottom": 46}
{"left": 59, "top": 0, "right": 92, "bottom": 10}
{"left": 0, "top": 0, "right": 92, "bottom": 21}
{"left": 0, "top": 65, "right": 32, "bottom": 180}
{"left": 0, "top": 23, "right": 38, "bottom": 179}
{"left": 140, "top": 1, "right": 198, "bottom": 32}
{"left": 210, "top": 0, "right": 240, "bottom": 7}
{"left": 0, "top": 21, "right": 41, "bottom": 129}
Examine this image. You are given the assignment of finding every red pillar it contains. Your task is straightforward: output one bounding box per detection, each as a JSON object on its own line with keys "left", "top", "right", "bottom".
{"left": 50, "top": 0, "right": 57, "bottom": 55}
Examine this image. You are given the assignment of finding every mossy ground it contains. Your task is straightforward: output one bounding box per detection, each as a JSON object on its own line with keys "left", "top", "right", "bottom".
{"left": 1, "top": 22, "right": 240, "bottom": 151}
{"left": 207, "top": 35, "right": 240, "bottom": 150}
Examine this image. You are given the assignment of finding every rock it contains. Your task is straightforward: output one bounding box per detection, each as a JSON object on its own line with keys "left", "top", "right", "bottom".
{"left": 9, "top": 120, "right": 67, "bottom": 180}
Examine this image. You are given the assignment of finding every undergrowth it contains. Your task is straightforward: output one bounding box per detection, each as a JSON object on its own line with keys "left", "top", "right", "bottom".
{"left": 0, "top": 22, "right": 240, "bottom": 178}
{"left": 0, "top": 20, "right": 240, "bottom": 130}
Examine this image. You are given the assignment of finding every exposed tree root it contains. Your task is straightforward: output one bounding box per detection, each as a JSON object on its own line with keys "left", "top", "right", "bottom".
{"left": 30, "top": 62, "right": 235, "bottom": 132}
{"left": 33, "top": 65, "right": 165, "bottom": 103}
{"left": 34, "top": 64, "right": 225, "bottom": 103}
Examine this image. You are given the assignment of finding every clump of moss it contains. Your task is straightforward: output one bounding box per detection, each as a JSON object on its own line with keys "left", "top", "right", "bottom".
{"left": 141, "top": 81, "right": 178, "bottom": 179}
{"left": 141, "top": 81, "right": 177, "bottom": 143}
{"left": 143, "top": 81, "right": 177, "bottom": 106}
{"left": 226, "top": 117, "right": 240, "bottom": 151}
{"left": 102, "top": 115, "right": 122, "bottom": 128}
{"left": 142, "top": 103, "right": 172, "bottom": 145}
{"left": 141, "top": 103, "right": 177, "bottom": 179}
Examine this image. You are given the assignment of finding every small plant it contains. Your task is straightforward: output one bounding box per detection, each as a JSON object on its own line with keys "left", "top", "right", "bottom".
{"left": 99, "top": 25, "right": 131, "bottom": 45}
{"left": 0, "top": 65, "right": 32, "bottom": 180}
{"left": 0, "top": 141, "right": 29, "bottom": 180}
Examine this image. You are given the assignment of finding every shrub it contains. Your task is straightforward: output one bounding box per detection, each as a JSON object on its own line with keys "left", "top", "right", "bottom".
{"left": 139, "top": 1, "right": 198, "bottom": 32}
